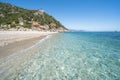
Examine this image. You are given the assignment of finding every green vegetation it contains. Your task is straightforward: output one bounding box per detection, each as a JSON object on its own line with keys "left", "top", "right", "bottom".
{"left": 0, "top": 2, "right": 67, "bottom": 30}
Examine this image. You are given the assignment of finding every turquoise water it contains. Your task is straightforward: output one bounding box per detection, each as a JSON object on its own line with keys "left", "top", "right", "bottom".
{"left": 0, "top": 32, "right": 120, "bottom": 80}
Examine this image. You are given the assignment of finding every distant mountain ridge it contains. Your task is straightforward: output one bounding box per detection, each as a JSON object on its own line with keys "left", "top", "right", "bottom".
{"left": 0, "top": 2, "right": 68, "bottom": 32}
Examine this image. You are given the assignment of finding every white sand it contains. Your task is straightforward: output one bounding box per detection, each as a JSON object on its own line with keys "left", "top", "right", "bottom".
{"left": 0, "top": 31, "right": 57, "bottom": 47}
{"left": 0, "top": 31, "right": 57, "bottom": 58}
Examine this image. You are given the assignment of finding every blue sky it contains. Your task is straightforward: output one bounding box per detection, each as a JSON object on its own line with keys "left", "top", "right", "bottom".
{"left": 1, "top": 0, "right": 120, "bottom": 31}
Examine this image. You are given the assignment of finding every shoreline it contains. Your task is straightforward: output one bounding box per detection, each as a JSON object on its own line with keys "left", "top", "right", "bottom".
{"left": 0, "top": 31, "right": 57, "bottom": 58}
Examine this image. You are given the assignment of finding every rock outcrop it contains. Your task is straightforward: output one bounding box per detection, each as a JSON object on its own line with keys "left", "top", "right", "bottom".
{"left": 0, "top": 2, "right": 68, "bottom": 32}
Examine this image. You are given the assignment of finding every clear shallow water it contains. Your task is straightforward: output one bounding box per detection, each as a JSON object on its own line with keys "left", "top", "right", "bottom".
{"left": 0, "top": 32, "right": 120, "bottom": 80}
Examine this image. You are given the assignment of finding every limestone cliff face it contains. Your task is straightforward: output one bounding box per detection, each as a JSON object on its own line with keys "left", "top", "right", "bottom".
{"left": 0, "top": 2, "right": 68, "bottom": 32}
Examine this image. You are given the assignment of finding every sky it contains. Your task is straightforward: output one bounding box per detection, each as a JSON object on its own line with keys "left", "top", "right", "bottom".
{"left": 1, "top": 0, "right": 120, "bottom": 31}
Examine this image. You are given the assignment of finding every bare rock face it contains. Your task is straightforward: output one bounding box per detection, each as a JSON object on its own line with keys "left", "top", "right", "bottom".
{"left": 34, "top": 10, "right": 44, "bottom": 16}
{"left": 57, "top": 27, "right": 68, "bottom": 32}
{"left": 44, "top": 24, "right": 49, "bottom": 30}
{"left": 32, "top": 22, "right": 47, "bottom": 30}
{"left": 18, "top": 17, "right": 24, "bottom": 25}
{"left": 32, "top": 22, "right": 40, "bottom": 28}
{"left": 0, "top": 14, "right": 4, "bottom": 17}
{"left": 50, "top": 23, "right": 56, "bottom": 27}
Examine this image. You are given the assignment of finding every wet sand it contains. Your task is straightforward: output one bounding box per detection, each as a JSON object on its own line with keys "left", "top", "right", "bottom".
{"left": 0, "top": 31, "right": 57, "bottom": 58}
{"left": 0, "top": 36, "right": 45, "bottom": 58}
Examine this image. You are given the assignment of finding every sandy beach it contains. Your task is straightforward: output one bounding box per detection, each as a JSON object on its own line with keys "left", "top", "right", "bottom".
{"left": 0, "top": 31, "right": 57, "bottom": 58}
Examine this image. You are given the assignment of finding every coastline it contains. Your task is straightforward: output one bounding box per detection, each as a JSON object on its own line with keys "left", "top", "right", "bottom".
{"left": 0, "top": 31, "right": 57, "bottom": 58}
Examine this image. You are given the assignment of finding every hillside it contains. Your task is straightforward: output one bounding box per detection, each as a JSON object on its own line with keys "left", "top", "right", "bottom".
{"left": 0, "top": 2, "right": 68, "bottom": 32}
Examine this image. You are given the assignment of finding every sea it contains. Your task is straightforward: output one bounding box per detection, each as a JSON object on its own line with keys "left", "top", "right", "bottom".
{"left": 0, "top": 32, "right": 120, "bottom": 80}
